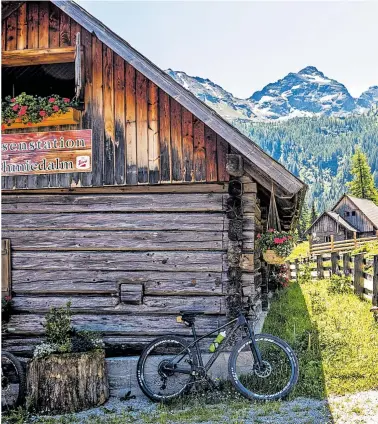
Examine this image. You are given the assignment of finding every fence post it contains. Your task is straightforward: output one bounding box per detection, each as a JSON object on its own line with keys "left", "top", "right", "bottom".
{"left": 343, "top": 253, "right": 351, "bottom": 277}
{"left": 295, "top": 259, "right": 299, "bottom": 282}
{"left": 330, "top": 235, "right": 334, "bottom": 251}
{"left": 353, "top": 253, "right": 364, "bottom": 297}
{"left": 353, "top": 232, "right": 357, "bottom": 248}
{"left": 286, "top": 261, "right": 292, "bottom": 281}
{"left": 316, "top": 255, "right": 324, "bottom": 280}
{"left": 373, "top": 255, "right": 378, "bottom": 306}
{"left": 331, "top": 252, "right": 339, "bottom": 276}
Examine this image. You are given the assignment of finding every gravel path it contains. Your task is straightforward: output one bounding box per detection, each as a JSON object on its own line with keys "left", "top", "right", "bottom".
{"left": 25, "top": 390, "right": 378, "bottom": 424}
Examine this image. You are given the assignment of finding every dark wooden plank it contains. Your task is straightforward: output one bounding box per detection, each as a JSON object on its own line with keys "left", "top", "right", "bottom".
{"left": 80, "top": 28, "right": 93, "bottom": 187}
{"left": 182, "top": 108, "right": 194, "bottom": 182}
{"left": 48, "top": 4, "right": 60, "bottom": 48}
{"left": 2, "top": 193, "right": 226, "bottom": 213}
{"left": 38, "top": 1, "right": 49, "bottom": 48}
{"left": 2, "top": 212, "right": 226, "bottom": 231}
{"left": 193, "top": 117, "right": 206, "bottom": 181}
{"left": 1, "top": 239, "right": 11, "bottom": 298}
{"left": 217, "top": 135, "right": 229, "bottom": 182}
{"left": 3, "top": 230, "right": 225, "bottom": 251}
{"left": 8, "top": 314, "right": 222, "bottom": 336}
{"left": 16, "top": 3, "right": 27, "bottom": 50}
{"left": 205, "top": 126, "right": 218, "bottom": 182}
{"left": 125, "top": 63, "right": 137, "bottom": 185}
{"left": 136, "top": 71, "right": 148, "bottom": 183}
{"left": 27, "top": 2, "right": 39, "bottom": 50}
{"left": 353, "top": 253, "right": 364, "bottom": 296}
{"left": 159, "top": 89, "right": 171, "bottom": 182}
{"left": 59, "top": 8, "right": 71, "bottom": 47}
{"left": 5, "top": 11, "right": 17, "bottom": 51}
{"left": 103, "top": 46, "right": 115, "bottom": 185}
{"left": 148, "top": 81, "right": 159, "bottom": 184}
{"left": 114, "top": 53, "right": 126, "bottom": 185}
{"left": 12, "top": 251, "right": 225, "bottom": 272}
{"left": 170, "top": 98, "right": 183, "bottom": 181}
{"left": 2, "top": 19, "right": 6, "bottom": 51}
{"left": 12, "top": 270, "right": 225, "bottom": 295}
{"left": 91, "top": 36, "right": 104, "bottom": 186}
{"left": 70, "top": 19, "right": 81, "bottom": 46}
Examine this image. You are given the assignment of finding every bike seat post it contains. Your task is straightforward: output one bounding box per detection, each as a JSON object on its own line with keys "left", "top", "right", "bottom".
{"left": 191, "top": 322, "right": 204, "bottom": 367}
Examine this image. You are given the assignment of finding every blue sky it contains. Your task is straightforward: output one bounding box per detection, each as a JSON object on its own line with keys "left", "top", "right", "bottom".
{"left": 76, "top": 1, "right": 378, "bottom": 98}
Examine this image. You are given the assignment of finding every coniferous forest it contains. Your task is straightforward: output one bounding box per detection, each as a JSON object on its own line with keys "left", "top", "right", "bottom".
{"left": 234, "top": 115, "right": 378, "bottom": 212}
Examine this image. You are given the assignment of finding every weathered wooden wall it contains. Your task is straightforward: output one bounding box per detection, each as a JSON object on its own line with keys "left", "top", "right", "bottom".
{"left": 311, "top": 214, "right": 349, "bottom": 244}
{"left": 2, "top": 186, "right": 233, "bottom": 356}
{"left": 334, "top": 197, "right": 375, "bottom": 234}
{"left": 2, "top": 1, "right": 229, "bottom": 190}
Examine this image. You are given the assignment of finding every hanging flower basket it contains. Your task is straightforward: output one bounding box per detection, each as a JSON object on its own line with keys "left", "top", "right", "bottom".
{"left": 263, "top": 249, "right": 286, "bottom": 265}
{"left": 257, "top": 229, "right": 296, "bottom": 264}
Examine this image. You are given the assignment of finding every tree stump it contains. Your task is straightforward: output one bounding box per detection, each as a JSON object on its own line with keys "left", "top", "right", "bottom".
{"left": 27, "top": 350, "right": 109, "bottom": 414}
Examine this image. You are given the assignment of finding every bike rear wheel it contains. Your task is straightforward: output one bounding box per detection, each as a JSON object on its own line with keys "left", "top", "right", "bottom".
{"left": 229, "top": 334, "right": 299, "bottom": 401}
{"left": 1, "top": 351, "right": 26, "bottom": 410}
{"left": 137, "top": 336, "right": 197, "bottom": 402}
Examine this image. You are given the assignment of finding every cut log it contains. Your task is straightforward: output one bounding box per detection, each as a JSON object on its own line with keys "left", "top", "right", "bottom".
{"left": 27, "top": 350, "right": 109, "bottom": 414}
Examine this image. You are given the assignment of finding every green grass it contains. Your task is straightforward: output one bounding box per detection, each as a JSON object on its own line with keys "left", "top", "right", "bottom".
{"left": 263, "top": 279, "right": 378, "bottom": 398}
{"left": 352, "top": 240, "right": 378, "bottom": 259}
{"left": 287, "top": 241, "right": 310, "bottom": 261}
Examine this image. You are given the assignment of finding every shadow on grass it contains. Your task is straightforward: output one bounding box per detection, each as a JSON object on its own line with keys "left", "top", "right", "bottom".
{"left": 262, "top": 280, "right": 335, "bottom": 423}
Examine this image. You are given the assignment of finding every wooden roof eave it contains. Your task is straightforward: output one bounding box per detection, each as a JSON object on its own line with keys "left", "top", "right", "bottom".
{"left": 52, "top": 0, "right": 306, "bottom": 199}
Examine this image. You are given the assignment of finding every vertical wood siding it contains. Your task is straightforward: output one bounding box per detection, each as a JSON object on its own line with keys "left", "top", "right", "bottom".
{"left": 334, "top": 197, "right": 375, "bottom": 233}
{"left": 2, "top": 2, "right": 229, "bottom": 189}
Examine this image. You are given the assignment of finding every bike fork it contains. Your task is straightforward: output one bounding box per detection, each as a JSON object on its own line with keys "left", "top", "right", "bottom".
{"left": 245, "top": 322, "right": 264, "bottom": 367}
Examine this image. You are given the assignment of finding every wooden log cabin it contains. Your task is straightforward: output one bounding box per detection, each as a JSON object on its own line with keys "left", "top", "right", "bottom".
{"left": 1, "top": 0, "right": 306, "bottom": 357}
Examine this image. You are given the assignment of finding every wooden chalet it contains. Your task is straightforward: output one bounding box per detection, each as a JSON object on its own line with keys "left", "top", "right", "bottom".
{"left": 307, "top": 194, "right": 378, "bottom": 244}
{"left": 1, "top": 0, "right": 306, "bottom": 357}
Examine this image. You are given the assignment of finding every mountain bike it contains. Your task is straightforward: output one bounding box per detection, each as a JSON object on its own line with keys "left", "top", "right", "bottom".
{"left": 136, "top": 308, "right": 299, "bottom": 402}
{"left": 1, "top": 351, "right": 26, "bottom": 411}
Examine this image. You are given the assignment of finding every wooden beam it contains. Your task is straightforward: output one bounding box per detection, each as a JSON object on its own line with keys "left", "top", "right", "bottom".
{"left": 2, "top": 47, "right": 75, "bottom": 67}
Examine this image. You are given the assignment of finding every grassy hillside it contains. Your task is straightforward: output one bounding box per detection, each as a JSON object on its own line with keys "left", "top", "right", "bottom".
{"left": 234, "top": 115, "right": 378, "bottom": 211}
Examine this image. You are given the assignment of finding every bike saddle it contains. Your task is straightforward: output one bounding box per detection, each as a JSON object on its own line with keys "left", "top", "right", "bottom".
{"left": 179, "top": 310, "right": 205, "bottom": 325}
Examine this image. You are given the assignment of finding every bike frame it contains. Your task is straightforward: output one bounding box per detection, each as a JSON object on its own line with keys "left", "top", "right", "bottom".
{"left": 170, "top": 312, "right": 263, "bottom": 376}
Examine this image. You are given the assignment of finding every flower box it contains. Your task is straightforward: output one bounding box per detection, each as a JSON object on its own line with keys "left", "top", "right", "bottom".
{"left": 263, "top": 249, "right": 286, "bottom": 265}
{"left": 3, "top": 108, "right": 80, "bottom": 130}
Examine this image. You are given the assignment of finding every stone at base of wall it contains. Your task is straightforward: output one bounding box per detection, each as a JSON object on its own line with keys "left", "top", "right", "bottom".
{"left": 106, "top": 310, "right": 269, "bottom": 399}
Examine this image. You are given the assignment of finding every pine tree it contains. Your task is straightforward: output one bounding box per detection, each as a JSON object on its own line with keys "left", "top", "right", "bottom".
{"left": 310, "top": 202, "right": 318, "bottom": 224}
{"left": 347, "top": 147, "right": 378, "bottom": 204}
{"left": 297, "top": 202, "right": 311, "bottom": 239}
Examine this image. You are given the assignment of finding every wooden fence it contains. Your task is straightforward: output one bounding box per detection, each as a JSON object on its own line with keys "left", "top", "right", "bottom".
{"left": 288, "top": 253, "right": 378, "bottom": 306}
{"left": 310, "top": 233, "right": 378, "bottom": 255}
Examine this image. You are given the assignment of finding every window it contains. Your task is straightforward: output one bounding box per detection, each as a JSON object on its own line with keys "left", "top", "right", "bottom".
{"left": 2, "top": 63, "right": 76, "bottom": 99}
{"left": 351, "top": 211, "right": 356, "bottom": 216}
{"left": 325, "top": 236, "right": 331, "bottom": 242}
{"left": 344, "top": 211, "right": 350, "bottom": 217}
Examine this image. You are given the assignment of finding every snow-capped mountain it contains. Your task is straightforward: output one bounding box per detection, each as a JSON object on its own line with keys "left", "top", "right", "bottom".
{"left": 166, "top": 66, "right": 377, "bottom": 121}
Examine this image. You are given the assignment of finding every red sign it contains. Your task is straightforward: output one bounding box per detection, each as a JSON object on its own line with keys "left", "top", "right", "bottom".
{"left": 1, "top": 129, "right": 92, "bottom": 176}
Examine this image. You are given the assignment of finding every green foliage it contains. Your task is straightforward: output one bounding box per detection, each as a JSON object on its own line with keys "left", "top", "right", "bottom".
{"left": 2, "top": 93, "right": 77, "bottom": 127}
{"left": 257, "top": 229, "right": 296, "bottom": 257}
{"left": 297, "top": 263, "right": 312, "bottom": 284}
{"left": 34, "top": 302, "right": 103, "bottom": 358}
{"left": 287, "top": 241, "right": 310, "bottom": 261}
{"left": 263, "top": 280, "right": 378, "bottom": 398}
{"left": 327, "top": 274, "right": 353, "bottom": 295}
{"left": 297, "top": 201, "right": 311, "bottom": 238}
{"left": 234, "top": 115, "right": 378, "bottom": 211}
{"left": 352, "top": 240, "right": 378, "bottom": 259}
{"left": 347, "top": 147, "right": 378, "bottom": 204}
{"left": 44, "top": 302, "right": 72, "bottom": 348}
{"left": 310, "top": 203, "right": 318, "bottom": 225}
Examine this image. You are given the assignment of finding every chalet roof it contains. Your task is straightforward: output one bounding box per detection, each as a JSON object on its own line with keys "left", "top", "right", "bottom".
{"left": 47, "top": 0, "right": 306, "bottom": 200}
{"left": 341, "top": 195, "right": 378, "bottom": 228}
{"left": 326, "top": 211, "right": 358, "bottom": 232}
{"left": 305, "top": 210, "right": 358, "bottom": 235}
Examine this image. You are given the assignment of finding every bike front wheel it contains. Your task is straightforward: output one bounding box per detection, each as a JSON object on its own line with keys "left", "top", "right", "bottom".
{"left": 1, "top": 351, "right": 26, "bottom": 411}
{"left": 137, "top": 336, "right": 197, "bottom": 402}
{"left": 229, "top": 334, "right": 299, "bottom": 401}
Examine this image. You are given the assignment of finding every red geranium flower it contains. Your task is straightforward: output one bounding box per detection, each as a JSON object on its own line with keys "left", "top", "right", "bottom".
{"left": 12, "top": 104, "right": 19, "bottom": 111}
{"left": 27, "top": 122, "right": 33, "bottom": 126}
{"left": 18, "top": 106, "right": 28, "bottom": 116}
{"left": 39, "top": 110, "right": 46, "bottom": 117}
{"left": 52, "top": 105, "right": 60, "bottom": 112}
{"left": 48, "top": 97, "right": 56, "bottom": 103}
{"left": 268, "top": 228, "right": 275, "bottom": 233}
{"left": 274, "top": 238, "right": 281, "bottom": 244}
{"left": 11, "top": 98, "right": 16, "bottom": 103}
{"left": 63, "top": 98, "right": 70, "bottom": 103}
{"left": 257, "top": 234, "right": 261, "bottom": 239}
{"left": 1, "top": 124, "right": 6, "bottom": 130}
